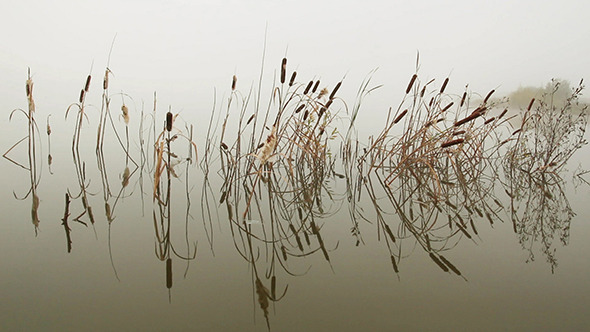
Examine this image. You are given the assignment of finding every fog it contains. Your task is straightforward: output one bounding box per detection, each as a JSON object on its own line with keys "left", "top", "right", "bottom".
{"left": 2, "top": 0, "right": 589, "bottom": 124}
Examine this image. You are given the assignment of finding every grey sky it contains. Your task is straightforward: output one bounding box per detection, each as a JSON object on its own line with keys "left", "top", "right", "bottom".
{"left": 2, "top": 0, "right": 589, "bottom": 117}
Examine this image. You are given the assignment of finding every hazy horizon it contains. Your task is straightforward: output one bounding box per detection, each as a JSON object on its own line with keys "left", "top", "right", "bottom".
{"left": 2, "top": 1, "right": 589, "bottom": 123}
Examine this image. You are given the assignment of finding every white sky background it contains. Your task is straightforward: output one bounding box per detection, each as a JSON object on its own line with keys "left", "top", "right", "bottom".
{"left": 1, "top": 0, "right": 589, "bottom": 122}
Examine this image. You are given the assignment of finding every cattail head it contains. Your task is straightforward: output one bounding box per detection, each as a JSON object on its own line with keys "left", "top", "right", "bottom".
{"left": 483, "top": 89, "right": 495, "bottom": 104}
{"left": 303, "top": 80, "right": 313, "bottom": 95}
{"left": 295, "top": 104, "right": 305, "bottom": 113}
{"left": 26, "top": 79, "right": 32, "bottom": 97}
{"left": 329, "top": 81, "right": 342, "bottom": 100}
{"left": 460, "top": 91, "right": 467, "bottom": 107}
{"left": 84, "top": 75, "right": 91, "bottom": 92}
{"left": 122, "top": 105, "right": 129, "bottom": 124}
{"left": 527, "top": 98, "right": 535, "bottom": 111}
{"left": 280, "top": 58, "right": 287, "bottom": 84}
{"left": 103, "top": 69, "right": 109, "bottom": 90}
{"left": 441, "top": 102, "right": 454, "bottom": 112}
{"left": 440, "top": 77, "right": 449, "bottom": 94}
{"left": 441, "top": 138, "right": 464, "bottom": 148}
{"left": 406, "top": 74, "right": 417, "bottom": 94}
{"left": 393, "top": 109, "right": 408, "bottom": 124}
{"left": 232, "top": 75, "right": 237, "bottom": 91}
{"left": 312, "top": 80, "right": 320, "bottom": 93}
{"left": 166, "top": 111, "right": 173, "bottom": 132}
{"left": 166, "top": 258, "right": 172, "bottom": 289}
{"left": 79, "top": 89, "right": 85, "bottom": 103}
{"left": 289, "top": 71, "right": 296, "bottom": 86}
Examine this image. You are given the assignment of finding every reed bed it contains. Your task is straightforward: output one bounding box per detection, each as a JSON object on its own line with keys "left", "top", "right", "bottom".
{"left": 3, "top": 54, "right": 588, "bottom": 321}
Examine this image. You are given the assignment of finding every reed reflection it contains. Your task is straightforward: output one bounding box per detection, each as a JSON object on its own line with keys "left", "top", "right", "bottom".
{"left": 4, "top": 69, "right": 42, "bottom": 233}
{"left": 503, "top": 80, "right": 588, "bottom": 272}
{"left": 153, "top": 110, "right": 198, "bottom": 301}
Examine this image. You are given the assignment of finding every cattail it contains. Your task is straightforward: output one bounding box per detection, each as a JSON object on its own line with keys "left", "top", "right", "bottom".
{"left": 84, "top": 75, "right": 91, "bottom": 92}
{"left": 483, "top": 117, "right": 495, "bottom": 125}
{"left": 295, "top": 104, "right": 305, "bottom": 113}
{"left": 122, "top": 105, "right": 129, "bottom": 124}
{"left": 79, "top": 89, "right": 85, "bottom": 103}
{"left": 454, "top": 112, "right": 482, "bottom": 127}
{"left": 429, "top": 253, "right": 449, "bottom": 272}
{"left": 26, "top": 79, "right": 32, "bottom": 97}
{"left": 246, "top": 113, "right": 255, "bottom": 125}
{"left": 512, "top": 128, "right": 521, "bottom": 136}
{"left": 383, "top": 223, "right": 396, "bottom": 243}
{"left": 103, "top": 69, "right": 109, "bottom": 90}
{"left": 469, "top": 218, "right": 478, "bottom": 235}
{"left": 303, "top": 109, "right": 309, "bottom": 121}
{"left": 455, "top": 221, "right": 472, "bottom": 239}
{"left": 527, "top": 98, "right": 535, "bottom": 111}
{"left": 220, "top": 142, "right": 228, "bottom": 150}
{"left": 453, "top": 130, "right": 466, "bottom": 136}
{"left": 393, "top": 109, "right": 408, "bottom": 124}
{"left": 406, "top": 74, "right": 417, "bottom": 94}
{"left": 438, "top": 255, "right": 461, "bottom": 276}
{"left": 391, "top": 255, "right": 399, "bottom": 273}
{"left": 460, "top": 91, "right": 467, "bottom": 107}
{"left": 166, "top": 258, "right": 172, "bottom": 289}
{"left": 231, "top": 75, "right": 237, "bottom": 90}
{"left": 271, "top": 276, "right": 276, "bottom": 299}
{"left": 440, "top": 77, "right": 449, "bottom": 94}
{"left": 281, "top": 246, "right": 287, "bottom": 261}
{"left": 289, "top": 71, "right": 296, "bottom": 86}
{"left": 280, "top": 58, "right": 287, "bottom": 84}
{"left": 312, "top": 80, "right": 320, "bottom": 93}
{"left": 441, "top": 138, "right": 464, "bottom": 148}
{"left": 303, "top": 80, "right": 313, "bottom": 95}
{"left": 441, "top": 102, "right": 454, "bottom": 112}
{"left": 483, "top": 89, "right": 494, "bottom": 103}
{"left": 166, "top": 111, "right": 173, "bottom": 131}
{"left": 329, "top": 81, "right": 342, "bottom": 100}
{"left": 420, "top": 86, "right": 426, "bottom": 98}
{"left": 498, "top": 108, "right": 508, "bottom": 119}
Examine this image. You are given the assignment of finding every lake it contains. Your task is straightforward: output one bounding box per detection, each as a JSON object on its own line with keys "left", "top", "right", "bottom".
{"left": 1, "top": 68, "right": 589, "bottom": 331}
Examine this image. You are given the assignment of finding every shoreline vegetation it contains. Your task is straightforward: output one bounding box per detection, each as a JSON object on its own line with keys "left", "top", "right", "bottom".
{"left": 3, "top": 54, "right": 589, "bottom": 327}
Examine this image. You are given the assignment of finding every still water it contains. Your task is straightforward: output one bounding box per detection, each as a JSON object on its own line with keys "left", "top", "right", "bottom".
{"left": 1, "top": 72, "right": 589, "bottom": 332}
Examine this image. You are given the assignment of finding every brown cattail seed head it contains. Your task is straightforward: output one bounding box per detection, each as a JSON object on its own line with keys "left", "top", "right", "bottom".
{"left": 527, "top": 98, "right": 535, "bottom": 111}
{"left": 312, "top": 80, "right": 320, "bottom": 93}
{"left": 303, "top": 81, "right": 313, "bottom": 95}
{"left": 84, "top": 75, "right": 91, "bottom": 92}
{"left": 166, "top": 112, "right": 173, "bottom": 132}
{"left": 440, "top": 78, "right": 449, "bottom": 94}
{"left": 406, "top": 74, "right": 417, "bottom": 94}
{"left": 79, "top": 89, "right": 85, "bottom": 103}
{"left": 103, "top": 70, "right": 109, "bottom": 90}
{"left": 122, "top": 105, "right": 129, "bottom": 124}
{"left": 483, "top": 89, "right": 495, "bottom": 104}
{"left": 232, "top": 75, "right": 237, "bottom": 91}
{"left": 329, "top": 81, "right": 342, "bottom": 100}
{"left": 289, "top": 71, "right": 296, "bottom": 86}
